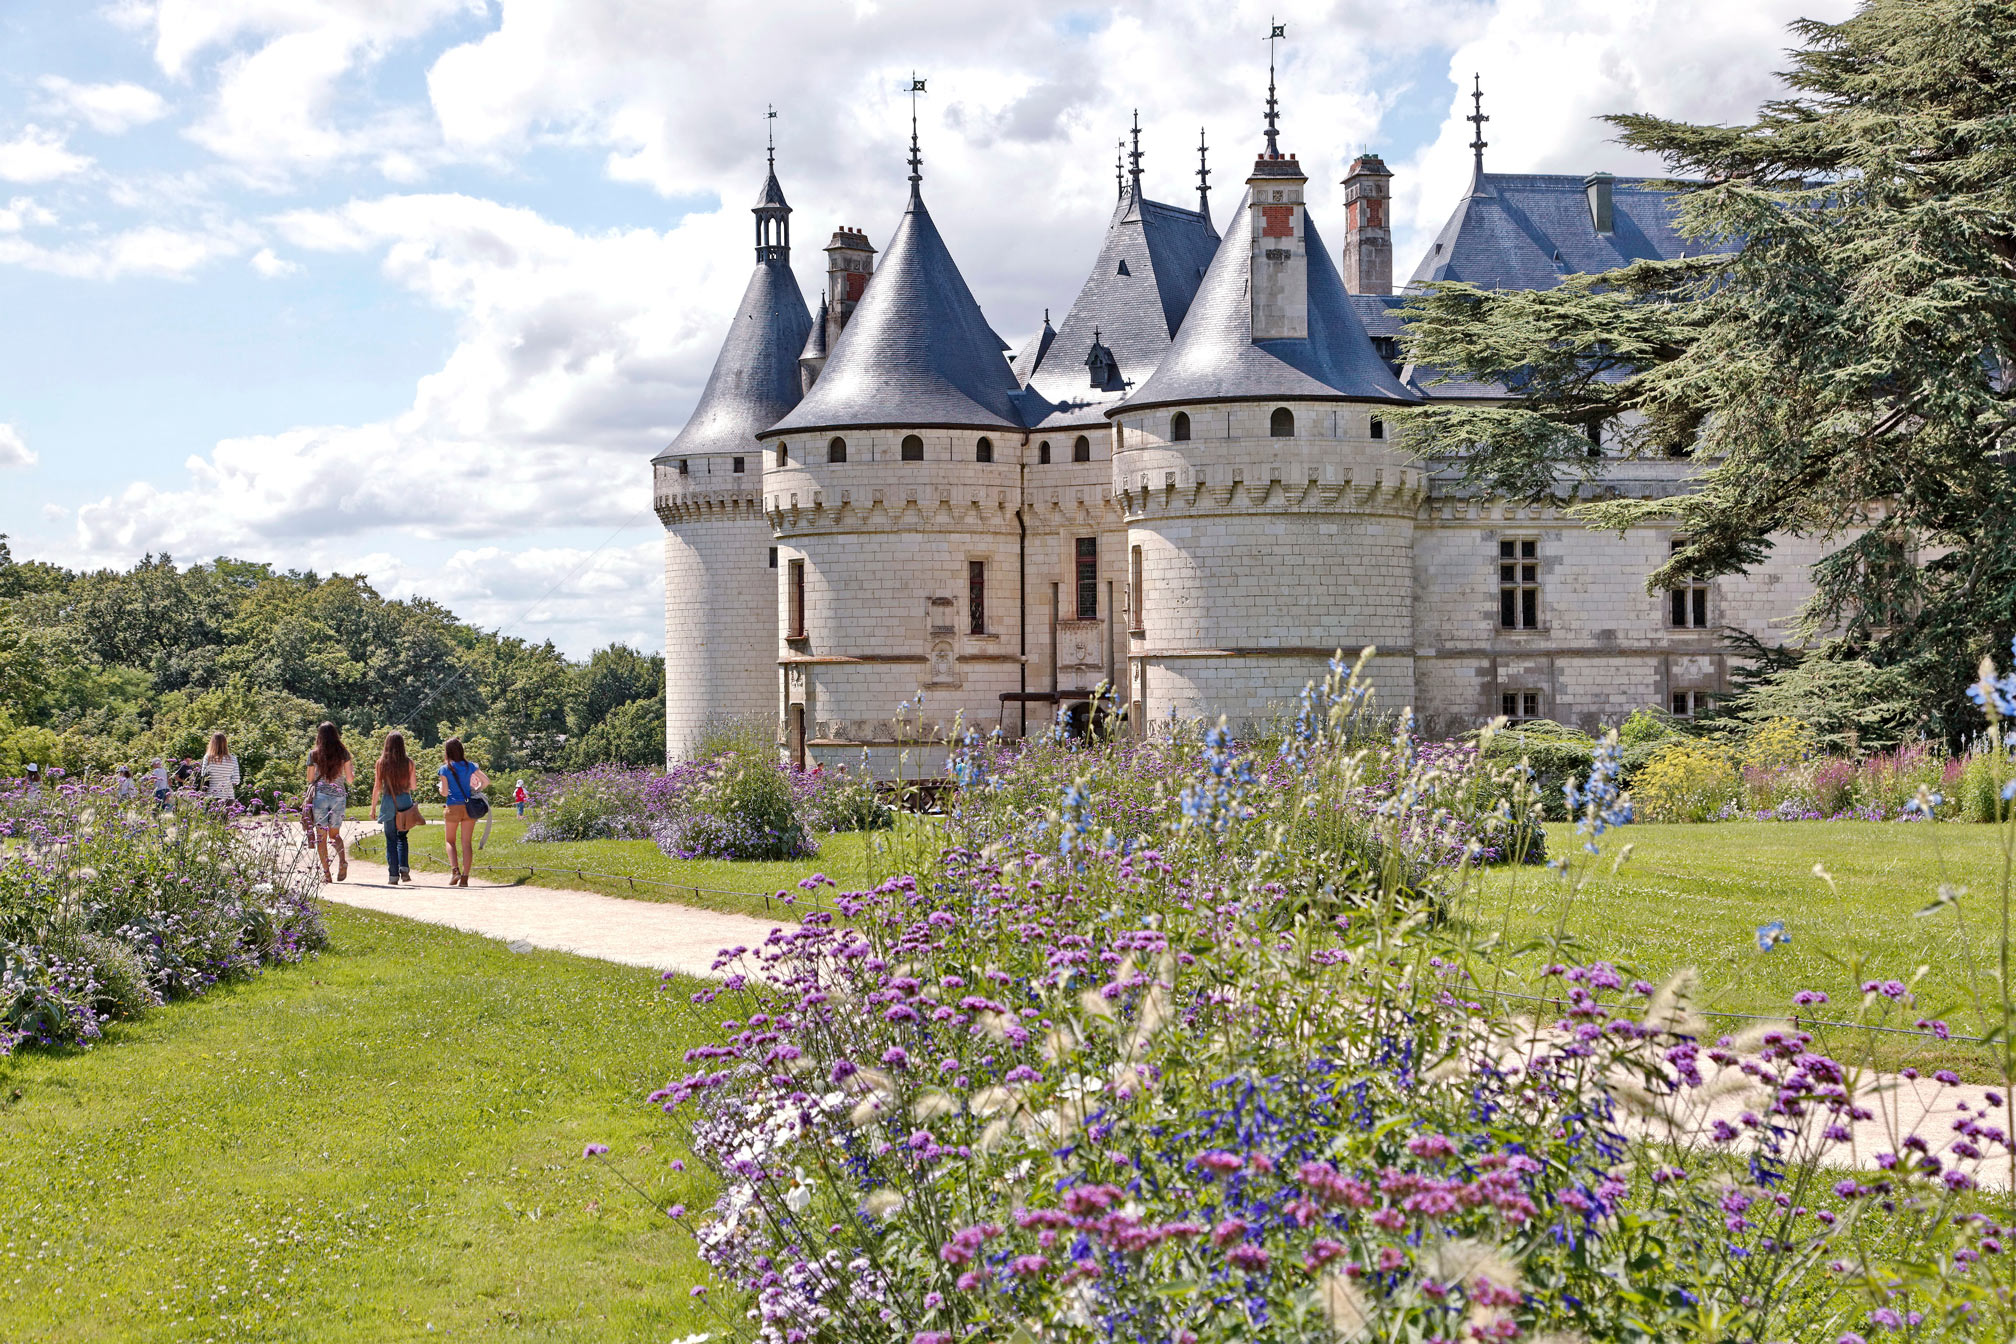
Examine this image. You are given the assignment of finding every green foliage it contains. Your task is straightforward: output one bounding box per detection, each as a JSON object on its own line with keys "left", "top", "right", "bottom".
{"left": 1480, "top": 719, "right": 1595, "bottom": 818}
{"left": 690, "top": 712, "right": 775, "bottom": 762}
{"left": 1397, "top": 0, "right": 2016, "bottom": 744}
{"left": 0, "top": 547, "right": 668, "bottom": 786}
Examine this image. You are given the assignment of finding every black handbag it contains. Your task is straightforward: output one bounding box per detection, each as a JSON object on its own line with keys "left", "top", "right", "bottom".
{"left": 465, "top": 793, "right": 491, "bottom": 820}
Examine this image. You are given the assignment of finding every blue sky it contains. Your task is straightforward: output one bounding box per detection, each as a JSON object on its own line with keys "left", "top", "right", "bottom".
{"left": 0, "top": 0, "right": 1849, "bottom": 655}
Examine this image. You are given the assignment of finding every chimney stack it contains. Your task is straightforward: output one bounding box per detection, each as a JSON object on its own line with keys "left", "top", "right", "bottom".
{"left": 823, "top": 226, "right": 876, "bottom": 348}
{"left": 1584, "top": 172, "right": 1614, "bottom": 234}
{"left": 1248, "top": 153, "right": 1308, "bottom": 341}
{"left": 1341, "top": 153, "right": 1393, "bottom": 295}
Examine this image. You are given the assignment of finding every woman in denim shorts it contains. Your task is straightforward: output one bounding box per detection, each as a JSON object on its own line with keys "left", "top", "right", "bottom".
{"left": 436, "top": 736, "right": 489, "bottom": 887}
{"left": 306, "top": 721, "right": 354, "bottom": 882}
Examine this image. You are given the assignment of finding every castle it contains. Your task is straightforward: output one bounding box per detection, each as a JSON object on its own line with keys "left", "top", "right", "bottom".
{"left": 651, "top": 79, "right": 1827, "bottom": 769}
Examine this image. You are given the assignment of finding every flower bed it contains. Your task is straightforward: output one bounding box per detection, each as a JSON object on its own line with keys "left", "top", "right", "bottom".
{"left": 0, "top": 780, "right": 325, "bottom": 1054}
{"left": 639, "top": 656, "right": 2016, "bottom": 1341}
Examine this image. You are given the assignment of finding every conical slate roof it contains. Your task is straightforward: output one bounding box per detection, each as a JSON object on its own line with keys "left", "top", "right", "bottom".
{"left": 652, "top": 257, "right": 811, "bottom": 463}
{"left": 1019, "top": 188, "right": 1218, "bottom": 431}
{"left": 765, "top": 187, "right": 1021, "bottom": 434}
{"left": 1118, "top": 189, "right": 1419, "bottom": 412}
{"left": 754, "top": 169, "right": 790, "bottom": 211}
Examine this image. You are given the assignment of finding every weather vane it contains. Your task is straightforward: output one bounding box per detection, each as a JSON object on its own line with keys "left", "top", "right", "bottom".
{"left": 766, "top": 104, "right": 777, "bottom": 170}
{"left": 1264, "top": 19, "right": 1287, "bottom": 156}
{"left": 908, "top": 74, "right": 927, "bottom": 183}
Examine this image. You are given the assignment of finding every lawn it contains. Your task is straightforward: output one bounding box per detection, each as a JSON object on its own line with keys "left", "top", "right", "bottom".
{"left": 0, "top": 904, "right": 714, "bottom": 1343}
{"left": 351, "top": 812, "right": 938, "bottom": 922}
{"left": 1456, "top": 820, "right": 2016, "bottom": 1077}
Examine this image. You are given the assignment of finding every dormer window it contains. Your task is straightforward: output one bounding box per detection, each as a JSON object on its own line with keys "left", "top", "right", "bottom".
{"left": 1084, "top": 329, "right": 1120, "bottom": 391}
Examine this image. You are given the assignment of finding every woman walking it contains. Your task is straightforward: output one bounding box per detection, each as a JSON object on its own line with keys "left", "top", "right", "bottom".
{"left": 198, "top": 732, "right": 240, "bottom": 803}
{"left": 306, "top": 722, "right": 353, "bottom": 882}
{"left": 436, "top": 736, "right": 489, "bottom": 886}
{"left": 369, "top": 731, "right": 416, "bottom": 886}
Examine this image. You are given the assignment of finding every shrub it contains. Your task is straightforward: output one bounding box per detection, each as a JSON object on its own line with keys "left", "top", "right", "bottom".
{"left": 522, "top": 766, "right": 656, "bottom": 841}
{"left": 650, "top": 753, "right": 816, "bottom": 861}
{"left": 1480, "top": 720, "right": 1593, "bottom": 818}
{"left": 797, "top": 767, "right": 894, "bottom": 834}
{"left": 1632, "top": 739, "right": 1741, "bottom": 821}
{"left": 0, "top": 780, "right": 325, "bottom": 1052}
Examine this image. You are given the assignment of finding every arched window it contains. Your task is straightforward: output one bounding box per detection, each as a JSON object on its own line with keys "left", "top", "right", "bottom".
{"left": 976, "top": 437, "right": 993, "bottom": 463}
{"left": 1073, "top": 435, "right": 1091, "bottom": 462}
{"left": 1370, "top": 417, "right": 1384, "bottom": 440}
{"left": 901, "top": 434, "right": 924, "bottom": 461}
{"left": 1038, "top": 441, "right": 1051, "bottom": 465}
{"left": 827, "top": 437, "right": 846, "bottom": 463}
{"left": 1170, "top": 411, "right": 1191, "bottom": 442}
{"left": 775, "top": 443, "right": 788, "bottom": 467}
{"left": 1270, "top": 407, "right": 1294, "bottom": 438}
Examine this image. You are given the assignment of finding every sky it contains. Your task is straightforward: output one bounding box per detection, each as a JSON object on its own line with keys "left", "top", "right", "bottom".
{"left": 0, "top": 0, "right": 1856, "bottom": 658}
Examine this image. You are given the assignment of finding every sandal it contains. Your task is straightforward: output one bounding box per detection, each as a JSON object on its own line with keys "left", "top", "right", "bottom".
{"left": 336, "top": 856, "right": 348, "bottom": 882}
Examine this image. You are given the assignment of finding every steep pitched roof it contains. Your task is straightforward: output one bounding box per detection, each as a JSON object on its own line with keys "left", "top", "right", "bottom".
{"left": 1407, "top": 173, "right": 1698, "bottom": 291}
{"left": 754, "top": 169, "right": 790, "bottom": 212}
{"left": 652, "top": 257, "right": 811, "bottom": 464}
{"left": 1019, "top": 190, "right": 1220, "bottom": 431}
{"left": 1118, "top": 190, "right": 1419, "bottom": 413}
{"left": 765, "top": 187, "right": 1021, "bottom": 434}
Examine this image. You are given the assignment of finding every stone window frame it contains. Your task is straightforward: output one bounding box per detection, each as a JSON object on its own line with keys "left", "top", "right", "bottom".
{"left": 1500, "top": 689, "right": 1544, "bottom": 723}
{"left": 775, "top": 442, "right": 788, "bottom": 468}
{"left": 1128, "top": 544, "right": 1145, "bottom": 634}
{"left": 1170, "top": 411, "right": 1191, "bottom": 442}
{"left": 1073, "top": 434, "right": 1092, "bottom": 462}
{"left": 1269, "top": 406, "right": 1295, "bottom": 438}
{"left": 1074, "top": 536, "right": 1098, "bottom": 620}
{"left": 1370, "top": 416, "right": 1385, "bottom": 440}
{"left": 976, "top": 436, "right": 993, "bottom": 463}
{"left": 1038, "top": 440, "right": 1052, "bottom": 465}
{"left": 968, "top": 559, "right": 987, "bottom": 636}
{"left": 828, "top": 437, "right": 847, "bottom": 464}
{"left": 900, "top": 434, "right": 925, "bottom": 462}
{"left": 1666, "top": 538, "right": 1711, "bottom": 629}
{"left": 787, "top": 559, "right": 807, "bottom": 640}
{"left": 1670, "top": 689, "right": 1713, "bottom": 718}
{"left": 732, "top": 456, "right": 746, "bottom": 474}
{"left": 1497, "top": 537, "right": 1542, "bottom": 631}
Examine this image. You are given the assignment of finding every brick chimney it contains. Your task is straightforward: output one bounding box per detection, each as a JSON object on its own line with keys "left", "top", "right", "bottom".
{"left": 1341, "top": 153, "right": 1393, "bottom": 295}
{"left": 1248, "top": 153, "right": 1308, "bottom": 341}
{"left": 823, "top": 226, "right": 876, "bottom": 347}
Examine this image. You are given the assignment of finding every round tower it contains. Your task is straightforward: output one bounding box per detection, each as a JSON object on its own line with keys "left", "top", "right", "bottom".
{"left": 1110, "top": 124, "right": 1423, "bottom": 730}
{"left": 759, "top": 127, "right": 1026, "bottom": 774}
{"left": 652, "top": 152, "right": 812, "bottom": 762}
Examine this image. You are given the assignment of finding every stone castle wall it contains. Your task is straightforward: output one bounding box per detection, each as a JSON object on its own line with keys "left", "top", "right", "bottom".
{"left": 655, "top": 458, "right": 776, "bottom": 761}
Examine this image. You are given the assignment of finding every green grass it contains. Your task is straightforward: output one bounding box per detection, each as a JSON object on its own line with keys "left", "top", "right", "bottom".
{"left": 351, "top": 813, "right": 937, "bottom": 921}
{"left": 1456, "top": 820, "right": 2016, "bottom": 1077}
{"left": 0, "top": 905, "right": 715, "bottom": 1342}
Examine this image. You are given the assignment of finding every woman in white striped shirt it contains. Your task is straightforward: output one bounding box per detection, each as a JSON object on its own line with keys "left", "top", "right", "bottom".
{"left": 198, "top": 732, "right": 240, "bottom": 803}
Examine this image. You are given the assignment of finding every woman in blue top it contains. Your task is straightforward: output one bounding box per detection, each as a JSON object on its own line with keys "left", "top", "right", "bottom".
{"left": 436, "top": 736, "right": 489, "bottom": 887}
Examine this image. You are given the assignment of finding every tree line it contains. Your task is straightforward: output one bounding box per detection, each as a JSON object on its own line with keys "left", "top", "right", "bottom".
{"left": 0, "top": 538, "right": 663, "bottom": 799}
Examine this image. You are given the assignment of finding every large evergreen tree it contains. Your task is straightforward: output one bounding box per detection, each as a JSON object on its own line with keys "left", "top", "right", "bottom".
{"left": 1399, "top": 0, "right": 2016, "bottom": 740}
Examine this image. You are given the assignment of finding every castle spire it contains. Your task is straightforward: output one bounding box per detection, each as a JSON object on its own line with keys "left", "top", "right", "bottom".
{"left": 1127, "top": 109, "right": 1144, "bottom": 199}
{"left": 1196, "top": 125, "right": 1211, "bottom": 220}
{"left": 753, "top": 106, "right": 791, "bottom": 263}
{"left": 907, "top": 74, "right": 926, "bottom": 194}
{"left": 1116, "top": 138, "right": 1125, "bottom": 200}
{"left": 1467, "top": 73, "right": 1489, "bottom": 186}
{"left": 1263, "top": 19, "right": 1285, "bottom": 157}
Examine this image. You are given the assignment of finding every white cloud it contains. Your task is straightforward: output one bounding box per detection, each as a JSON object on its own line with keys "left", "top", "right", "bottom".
{"left": 249, "top": 245, "right": 299, "bottom": 276}
{"left": 0, "top": 424, "right": 36, "bottom": 470}
{"left": 36, "top": 76, "right": 171, "bottom": 134}
{"left": 362, "top": 539, "right": 665, "bottom": 655}
{"left": 0, "top": 125, "right": 93, "bottom": 183}
{"left": 77, "top": 191, "right": 715, "bottom": 554}
{"left": 0, "top": 222, "right": 255, "bottom": 280}
{"left": 0, "top": 196, "right": 57, "bottom": 232}
{"left": 41, "top": 504, "right": 68, "bottom": 522}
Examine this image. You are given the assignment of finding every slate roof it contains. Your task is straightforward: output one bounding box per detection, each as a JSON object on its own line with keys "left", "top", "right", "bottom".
{"left": 1019, "top": 189, "right": 1220, "bottom": 431}
{"left": 652, "top": 256, "right": 811, "bottom": 464}
{"left": 765, "top": 185, "right": 1022, "bottom": 434}
{"left": 754, "top": 169, "right": 790, "bottom": 212}
{"left": 1118, "top": 190, "right": 1420, "bottom": 413}
{"left": 1407, "top": 173, "right": 1698, "bottom": 291}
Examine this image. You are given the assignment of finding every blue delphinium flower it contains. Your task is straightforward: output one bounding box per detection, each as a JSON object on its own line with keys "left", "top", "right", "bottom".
{"left": 1755, "top": 919, "right": 1789, "bottom": 952}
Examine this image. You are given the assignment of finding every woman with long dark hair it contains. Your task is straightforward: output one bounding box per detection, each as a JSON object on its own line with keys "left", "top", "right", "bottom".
{"left": 306, "top": 721, "right": 354, "bottom": 882}
{"left": 435, "top": 736, "right": 489, "bottom": 886}
{"left": 368, "top": 731, "right": 416, "bottom": 885}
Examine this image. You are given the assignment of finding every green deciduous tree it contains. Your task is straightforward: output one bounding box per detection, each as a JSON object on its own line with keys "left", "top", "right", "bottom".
{"left": 1399, "top": 0, "right": 2016, "bottom": 743}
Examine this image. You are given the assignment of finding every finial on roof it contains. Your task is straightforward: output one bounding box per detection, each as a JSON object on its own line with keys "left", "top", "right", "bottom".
{"left": 1127, "top": 109, "right": 1145, "bottom": 199}
{"left": 1196, "top": 126, "right": 1211, "bottom": 218}
{"left": 766, "top": 103, "right": 776, "bottom": 172}
{"left": 1467, "top": 73, "right": 1489, "bottom": 183}
{"left": 1264, "top": 19, "right": 1286, "bottom": 157}
{"left": 1115, "top": 138, "right": 1125, "bottom": 199}
{"left": 907, "top": 74, "right": 927, "bottom": 189}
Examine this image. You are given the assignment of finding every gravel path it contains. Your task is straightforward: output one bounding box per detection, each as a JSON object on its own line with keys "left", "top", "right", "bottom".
{"left": 316, "top": 821, "right": 793, "bottom": 980}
